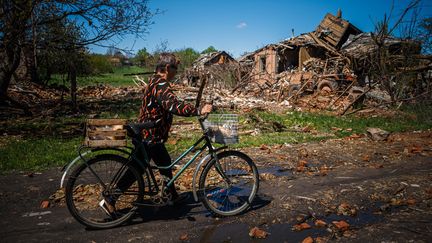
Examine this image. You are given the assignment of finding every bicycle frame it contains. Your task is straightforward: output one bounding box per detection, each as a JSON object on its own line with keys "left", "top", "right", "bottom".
{"left": 129, "top": 130, "right": 227, "bottom": 202}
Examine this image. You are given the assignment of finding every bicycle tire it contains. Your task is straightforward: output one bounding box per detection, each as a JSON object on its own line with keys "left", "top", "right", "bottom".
{"left": 198, "top": 150, "right": 259, "bottom": 217}
{"left": 65, "top": 154, "right": 144, "bottom": 229}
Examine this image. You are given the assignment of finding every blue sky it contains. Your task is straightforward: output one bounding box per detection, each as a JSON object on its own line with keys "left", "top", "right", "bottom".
{"left": 91, "top": 0, "right": 431, "bottom": 57}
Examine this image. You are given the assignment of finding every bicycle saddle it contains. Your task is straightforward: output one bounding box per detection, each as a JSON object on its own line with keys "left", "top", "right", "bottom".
{"left": 125, "top": 121, "right": 155, "bottom": 138}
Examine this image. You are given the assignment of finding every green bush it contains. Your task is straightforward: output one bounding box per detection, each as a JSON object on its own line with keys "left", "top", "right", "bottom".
{"left": 88, "top": 54, "right": 114, "bottom": 74}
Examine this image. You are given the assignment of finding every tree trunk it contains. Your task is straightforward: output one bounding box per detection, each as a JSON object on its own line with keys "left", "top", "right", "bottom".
{"left": 0, "top": 45, "right": 21, "bottom": 102}
{"left": 69, "top": 65, "right": 78, "bottom": 110}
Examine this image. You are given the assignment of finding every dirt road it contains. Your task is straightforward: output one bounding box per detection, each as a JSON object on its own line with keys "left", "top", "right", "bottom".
{"left": 1, "top": 131, "right": 431, "bottom": 242}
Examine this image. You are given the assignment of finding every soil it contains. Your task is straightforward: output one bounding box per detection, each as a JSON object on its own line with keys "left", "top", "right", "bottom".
{"left": 1, "top": 130, "right": 431, "bottom": 242}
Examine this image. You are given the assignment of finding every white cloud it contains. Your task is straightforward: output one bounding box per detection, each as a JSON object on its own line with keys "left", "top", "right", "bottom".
{"left": 236, "top": 22, "right": 247, "bottom": 29}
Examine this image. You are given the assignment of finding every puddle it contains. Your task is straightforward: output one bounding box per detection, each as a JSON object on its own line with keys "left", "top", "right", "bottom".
{"left": 198, "top": 205, "right": 387, "bottom": 242}
{"left": 259, "top": 166, "right": 293, "bottom": 177}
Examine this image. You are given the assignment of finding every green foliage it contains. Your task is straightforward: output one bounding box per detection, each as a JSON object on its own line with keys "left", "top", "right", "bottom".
{"left": 201, "top": 46, "right": 218, "bottom": 54}
{"left": 88, "top": 54, "right": 114, "bottom": 74}
{"left": 134, "top": 47, "right": 152, "bottom": 67}
{"left": 173, "top": 47, "right": 200, "bottom": 71}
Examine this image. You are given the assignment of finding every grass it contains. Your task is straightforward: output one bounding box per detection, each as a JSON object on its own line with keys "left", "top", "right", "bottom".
{"left": 1, "top": 105, "right": 431, "bottom": 172}
{"left": 0, "top": 137, "right": 81, "bottom": 172}
{"left": 50, "top": 66, "right": 152, "bottom": 87}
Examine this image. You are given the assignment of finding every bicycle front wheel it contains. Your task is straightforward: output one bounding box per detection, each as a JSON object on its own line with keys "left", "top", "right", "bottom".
{"left": 65, "top": 154, "right": 144, "bottom": 229}
{"left": 198, "top": 150, "right": 259, "bottom": 217}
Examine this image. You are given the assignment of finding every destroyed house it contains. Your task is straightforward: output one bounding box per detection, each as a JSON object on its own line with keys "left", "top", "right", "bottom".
{"left": 185, "top": 51, "right": 237, "bottom": 87}
{"left": 341, "top": 33, "right": 422, "bottom": 59}
{"left": 249, "top": 34, "right": 327, "bottom": 85}
{"left": 247, "top": 11, "right": 361, "bottom": 85}
{"left": 192, "top": 51, "right": 236, "bottom": 69}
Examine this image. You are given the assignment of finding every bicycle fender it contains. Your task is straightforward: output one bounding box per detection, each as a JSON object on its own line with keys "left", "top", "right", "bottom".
{"left": 192, "top": 154, "right": 213, "bottom": 202}
{"left": 59, "top": 150, "right": 92, "bottom": 188}
{"left": 60, "top": 147, "right": 132, "bottom": 188}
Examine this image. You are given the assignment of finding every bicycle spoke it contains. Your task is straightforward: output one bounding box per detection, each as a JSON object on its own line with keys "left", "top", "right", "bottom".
{"left": 199, "top": 151, "right": 259, "bottom": 217}
{"left": 66, "top": 155, "right": 144, "bottom": 229}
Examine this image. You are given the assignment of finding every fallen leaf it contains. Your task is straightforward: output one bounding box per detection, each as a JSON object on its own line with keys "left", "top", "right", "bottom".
{"left": 409, "top": 144, "right": 423, "bottom": 153}
{"left": 302, "top": 236, "right": 313, "bottom": 243}
{"left": 362, "top": 155, "right": 370, "bottom": 162}
{"left": 249, "top": 227, "right": 268, "bottom": 239}
{"left": 260, "top": 173, "right": 276, "bottom": 181}
{"left": 315, "top": 237, "right": 327, "bottom": 243}
{"left": 167, "top": 138, "right": 178, "bottom": 145}
{"left": 337, "top": 202, "right": 349, "bottom": 214}
{"left": 315, "top": 219, "right": 327, "bottom": 227}
{"left": 296, "top": 160, "right": 308, "bottom": 172}
{"left": 332, "top": 220, "right": 350, "bottom": 231}
{"left": 179, "top": 233, "right": 189, "bottom": 241}
{"left": 298, "top": 148, "right": 309, "bottom": 157}
{"left": 390, "top": 198, "right": 404, "bottom": 206}
{"left": 40, "top": 200, "right": 50, "bottom": 209}
{"left": 406, "top": 199, "right": 416, "bottom": 205}
{"left": 319, "top": 165, "right": 329, "bottom": 176}
{"left": 349, "top": 133, "right": 361, "bottom": 139}
{"left": 260, "top": 144, "right": 269, "bottom": 150}
{"left": 292, "top": 222, "right": 311, "bottom": 231}
{"left": 302, "top": 126, "right": 312, "bottom": 132}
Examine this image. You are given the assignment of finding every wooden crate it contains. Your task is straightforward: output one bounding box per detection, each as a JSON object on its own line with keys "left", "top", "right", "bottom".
{"left": 84, "top": 119, "right": 127, "bottom": 147}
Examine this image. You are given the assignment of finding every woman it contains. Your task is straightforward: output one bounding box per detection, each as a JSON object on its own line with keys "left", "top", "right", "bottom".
{"left": 100, "top": 53, "right": 211, "bottom": 214}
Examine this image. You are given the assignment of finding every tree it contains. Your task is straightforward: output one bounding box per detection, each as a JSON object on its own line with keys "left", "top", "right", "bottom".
{"left": 174, "top": 48, "right": 200, "bottom": 71}
{"left": 369, "top": 0, "right": 422, "bottom": 102}
{"left": 418, "top": 17, "right": 432, "bottom": 54}
{"left": 201, "top": 46, "right": 218, "bottom": 54}
{"left": 0, "top": 0, "right": 157, "bottom": 108}
{"left": 135, "top": 48, "right": 152, "bottom": 67}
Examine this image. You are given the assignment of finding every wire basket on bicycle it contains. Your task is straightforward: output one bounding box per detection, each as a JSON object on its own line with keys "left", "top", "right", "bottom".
{"left": 202, "top": 114, "right": 239, "bottom": 144}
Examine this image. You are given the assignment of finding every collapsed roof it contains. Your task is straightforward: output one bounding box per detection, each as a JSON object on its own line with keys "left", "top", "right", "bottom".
{"left": 192, "top": 51, "right": 236, "bottom": 69}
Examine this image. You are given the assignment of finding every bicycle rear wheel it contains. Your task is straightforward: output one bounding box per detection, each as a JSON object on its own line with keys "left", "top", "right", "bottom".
{"left": 198, "top": 150, "right": 259, "bottom": 217}
{"left": 65, "top": 154, "right": 144, "bottom": 229}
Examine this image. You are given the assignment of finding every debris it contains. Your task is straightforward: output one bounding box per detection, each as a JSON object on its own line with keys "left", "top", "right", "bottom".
{"left": 295, "top": 195, "right": 317, "bottom": 202}
{"left": 366, "top": 128, "right": 390, "bottom": 141}
{"left": 128, "top": 236, "right": 143, "bottom": 242}
{"left": 22, "top": 211, "right": 52, "bottom": 217}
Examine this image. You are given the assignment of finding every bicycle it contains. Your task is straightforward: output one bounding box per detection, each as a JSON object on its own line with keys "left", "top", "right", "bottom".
{"left": 61, "top": 114, "right": 259, "bottom": 229}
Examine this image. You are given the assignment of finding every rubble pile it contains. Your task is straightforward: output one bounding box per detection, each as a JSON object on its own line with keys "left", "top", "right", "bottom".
{"left": 303, "top": 57, "right": 352, "bottom": 75}
{"left": 180, "top": 11, "right": 431, "bottom": 114}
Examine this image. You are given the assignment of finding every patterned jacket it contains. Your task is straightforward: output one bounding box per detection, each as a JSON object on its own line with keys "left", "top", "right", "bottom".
{"left": 138, "top": 75, "right": 198, "bottom": 143}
